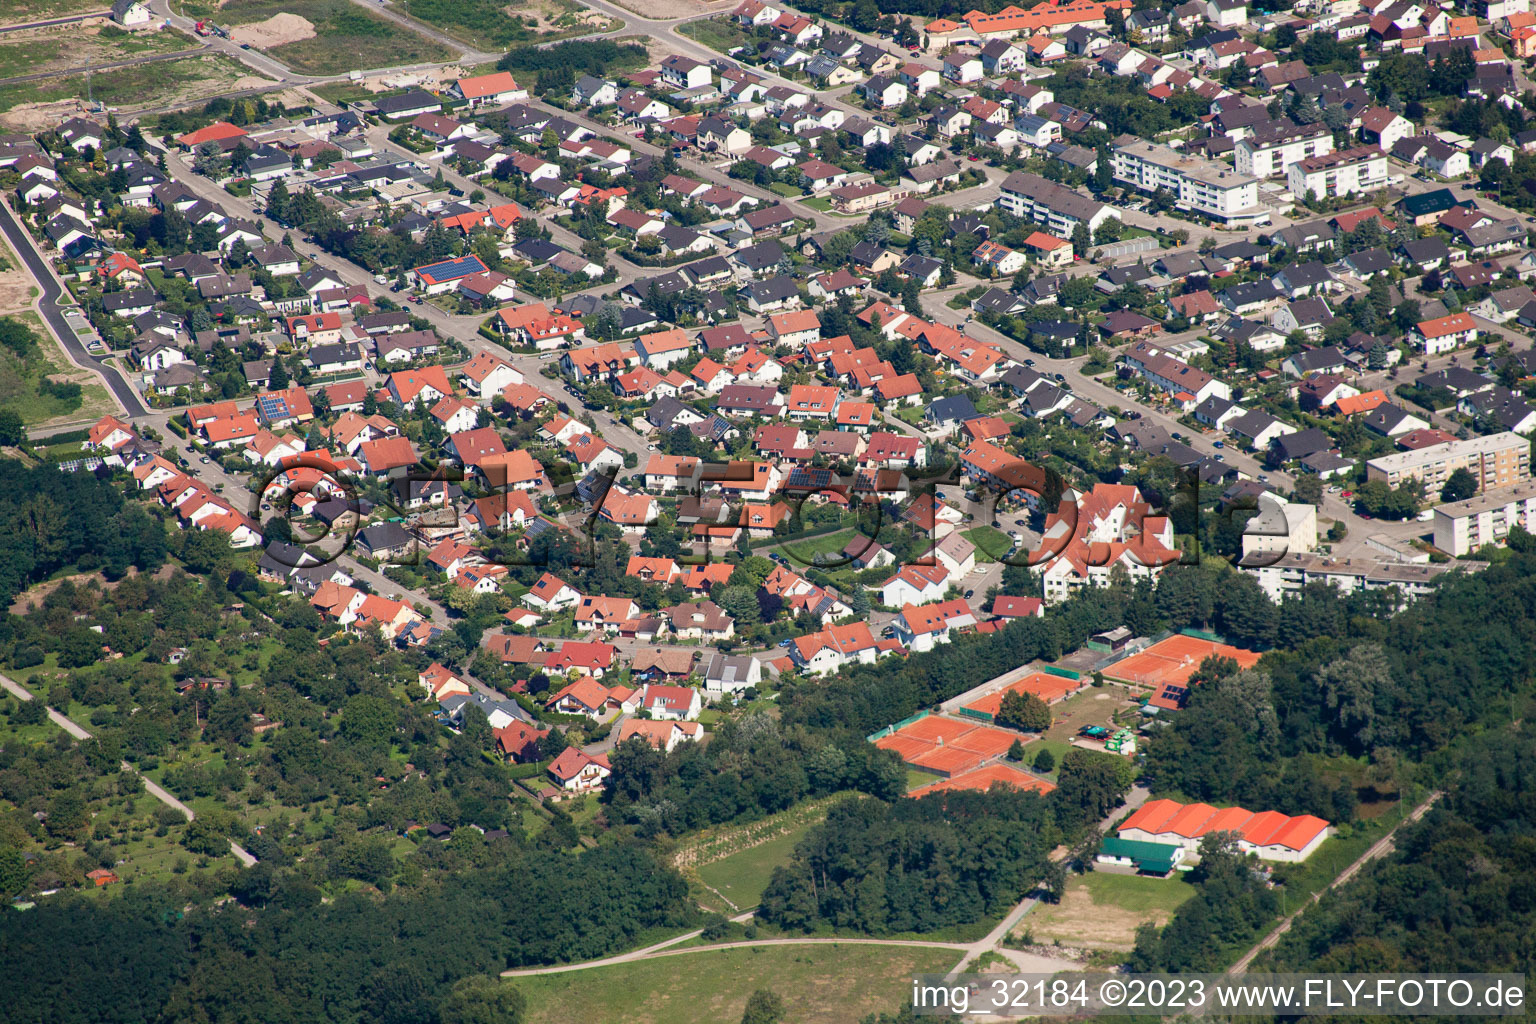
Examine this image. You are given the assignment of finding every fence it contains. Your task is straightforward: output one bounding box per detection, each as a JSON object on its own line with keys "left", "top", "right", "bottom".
{"left": 866, "top": 708, "right": 930, "bottom": 744}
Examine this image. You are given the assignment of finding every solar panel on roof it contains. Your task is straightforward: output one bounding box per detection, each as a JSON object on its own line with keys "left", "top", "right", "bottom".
{"left": 421, "top": 255, "right": 486, "bottom": 279}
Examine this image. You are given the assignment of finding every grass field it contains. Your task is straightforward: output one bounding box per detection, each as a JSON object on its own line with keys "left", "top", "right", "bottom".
{"left": 188, "top": 0, "right": 452, "bottom": 75}
{"left": 0, "top": 0, "right": 114, "bottom": 21}
{"left": 399, "top": 0, "right": 615, "bottom": 49}
{"left": 678, "top": 797, "right": 838, "bottom": 913}
{"left": 678, "top": 16, "right": 754, "bottom": 55}
{"left": 0, "top": 312, "right": 116, "bottom": 428}
{"left": 1022, "top": 872, "right": 1197, "bottom": 950}
{"left": 695, "top": 827, "right": 806, "bottom": 911}
{"left": 0, "top": 53, "right": 261, "bottom": 128}
{"left": 0, "top": 24, "right": 193, "bottom": 80}
{"left": 515, "top": 944, "right": 956, "bottom": 1024}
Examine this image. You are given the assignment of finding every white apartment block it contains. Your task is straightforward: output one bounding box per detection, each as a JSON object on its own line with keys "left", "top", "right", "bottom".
{"left": 1235, "top": 123, "right": 1334, "bottom": 178}
{"left": 1245, "top": 552, "right": 1462, "bottom": 604}
{"left": 1432, "top": 480, "right": 1536, "bottom": 556}
{"left": 1365, "top": 432, "right": 1530, "bottom": 491}
{"left": 1287, "top": 145, "right": 1388, "bottom": 200}
{"left": 996, "top": 170, "right": 1118, "bottom": 237}
{"left": 1111, "top": 138, "right": 1266, "bottom": 225}
{"left": 1240, "top": 492, "right": 1318, "bottom": 560}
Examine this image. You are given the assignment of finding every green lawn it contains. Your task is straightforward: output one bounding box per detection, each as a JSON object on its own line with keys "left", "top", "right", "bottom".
{"left": 801, "top": 196, "right": 833, "bottom": 211}
{"left": 307, "top": 81, "right": 375, "bottom": 107}
{"left": 515, "top": 944, "right": 957, "bottom": 1024}
{"left": 1022, "top": 872, "right": 1197, "bottom": 951}
{"left": 963, "top": 525, "right": 1011, "bottom": 563}
{"left": 760, "top": 527, "right": 859, "bottom": 566}
{"left": 767, "top": 181, "right": 804, "bottom": 198}
{"left": 695, "top": 826, "right": 810, "bottom": 911}
{"left": 906, "top": 767, "right": 938, "bottom": 792}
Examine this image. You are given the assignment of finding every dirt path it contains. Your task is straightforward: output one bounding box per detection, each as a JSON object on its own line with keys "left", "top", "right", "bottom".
{"left": 0, "top": 669, "right": 258, "bottom": 867}
{"left": 502, "top": 931, "right": 969, "bottom": 978}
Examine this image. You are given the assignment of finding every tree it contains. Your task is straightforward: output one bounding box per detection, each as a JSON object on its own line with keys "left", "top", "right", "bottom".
{"left": 1317, "top": 643, "right": 1400, "bottom": 755}
{"left": 1441, "top": 466, "right": 1477, "bottom": 503}
{"left": 268, "top": 353, "right": 290, "bottom": 390}
{"left": 996, "top": 690, "right": 1051, "bottom": 732}
{"left": 439, "top": 977, "right": 526, "bottom": 1024}
{"left": 740, "top": 989, "right": 785, "bottom": 1024}
{"left": 1007, "top": 738, "right": 1028, "bottom": 762}
{"left": 1053, "top": 749, "right": 1133, "bottom": 828}
{"left": 1033, "top": 747, "right": 1056, "bottom": 773}
{"left": 0, "top": 409, "right": 23, "bottom": 446}
{"left": 1291, "top": 474, "right": 1324, "bottom": 506}
{"left": 340, "top": 693, "right": 397, "bottom": 748}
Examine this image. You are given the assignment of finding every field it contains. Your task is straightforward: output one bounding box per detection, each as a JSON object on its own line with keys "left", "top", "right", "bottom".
{"left": 0, "top": 312, "right": 116, "bottom": 429}
{"left": 695, "top": 828, "right": 804, "bottom": 910}
{"left": 515, "top": 944, "right": 958, "bottom": 1024}
{"left": 676, "top": 796, "right": 836, "bottom": 913}
{"left": 0, "top": 53, "right": 267, "bottom": 129}
{"left": 0, "top": 0, "right": 114, "bottom": 22}
{"left": 181, "top": 0, "right": 453, "bottom": 75}
{"left": 1021, "top": 872, "right": 1197, "bottom": 951}
{"left": 678, "top": 15, "right": 755, "bottom": 54}
{"left": 0, "top": 684, "right": 214, "bottom": 894}
{"left": 0, "top": 23, "right": 195, "bottom": 80}
{"left": 399, "top": 0, "right": 616, "bottom": 49}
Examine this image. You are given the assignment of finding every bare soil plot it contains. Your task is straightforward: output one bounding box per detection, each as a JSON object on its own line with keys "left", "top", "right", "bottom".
{"left": 1021, "top": 873, "right": 1197, "bottom": 951}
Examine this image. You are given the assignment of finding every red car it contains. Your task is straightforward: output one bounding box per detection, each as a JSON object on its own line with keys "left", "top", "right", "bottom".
{"left": 967, "top": 155, "right": 979, "bottom": 162}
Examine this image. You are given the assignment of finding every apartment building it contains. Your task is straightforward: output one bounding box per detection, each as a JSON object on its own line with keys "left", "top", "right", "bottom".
{"left": 1121, "top": 340, "right": 1232, "bottom": 404}
{"left": 1235, "top": 122, "right": 1333, "bottom": 178}
{"left": 1286, "top": 145, "right": 1388, "bottom": 200}
{"left": 996, "top": 170, "right": 1119, "bottom": 237}
{"left": 1245, "top": 551, "right": 1463, "bottom": 604}
{"left": 1432, "top": 479, "right": 1536, "bottom": 556}
{"left": 1365, "top": 431, "right": 1530, "bottom": 490}
{"left": 1111, "top": 138, "right": 1265, "bottom": 226}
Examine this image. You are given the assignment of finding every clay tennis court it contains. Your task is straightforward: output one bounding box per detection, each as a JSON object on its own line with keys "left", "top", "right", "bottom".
{"left": 910, "top": 763, "right": 1057, "bottom": 798}
{"left": 964, "top": 671, "right": 1085, "bottom": 717}
{"left": 898, "top": 715, "right": 978, "bottom": 745}
{"left": 875, "top": 716, "right": 1024, "bottom": 777}
{"left": 908, "top": 744, "right": 985, "bottom": 776}
{"left": 1103, "top": 635, "right": 1262, "bottom": 689}
{"left": 949, "top": 724, "right": 1022, "bottom": 759}
{"left": 874, "top": 734, "right": 936, "bottom": 763}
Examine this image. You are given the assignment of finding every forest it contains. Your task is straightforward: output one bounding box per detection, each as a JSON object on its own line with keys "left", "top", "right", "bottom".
{"left": 601, "top": 713, "right": 908, "bottom": 836}
{"left": 1266, "top": 725, "right": 1536, "bottom": 975}
{"left": 758, "top": 789, "right": 1058, "bottom": 935}
{"left": 0, "top": 839, "right": 691, "bottom": 1024}
{"left": 0, "top": 461, "right": 166, "bottom": 611}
